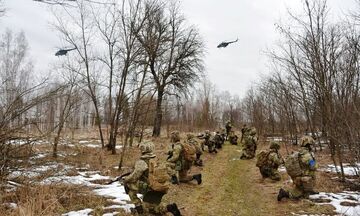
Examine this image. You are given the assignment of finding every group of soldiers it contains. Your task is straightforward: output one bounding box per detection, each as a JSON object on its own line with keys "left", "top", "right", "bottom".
{"left": 253, "top": 134, "right": 318, "bottom": 201}
{"left": 120, "top": 121, "right": 318, "bottom": 215}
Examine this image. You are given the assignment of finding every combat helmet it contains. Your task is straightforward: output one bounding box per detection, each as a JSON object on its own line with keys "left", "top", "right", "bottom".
{"left": 249, "top": 127, "right": 257, "bottom": 136}
{"left": 270, "top": 141, "right": 280, "bottom": 150}
{"left": 171, "top": 130, "right": 180, "bottom": 142}
{"left": 139, "top": 141, "right": 155, "bottom": 154}
{"left": 186, "top": 133, "right": 195, "bottom": 140}
{"left": 300, "top": 135, "right": 315, "bottom": 147}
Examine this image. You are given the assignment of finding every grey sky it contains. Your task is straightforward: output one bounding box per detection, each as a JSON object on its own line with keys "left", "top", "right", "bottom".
{"left": 0, "top": 0, "right": 356, "bottom": 97}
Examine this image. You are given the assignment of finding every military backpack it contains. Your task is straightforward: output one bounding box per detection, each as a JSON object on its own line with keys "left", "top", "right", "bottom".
{"left": 148, "top": 159, "right": 170, "bottom": 193}
{"left": 182, "top": 142, "right": 197, "bottom": 162}
{"left": 284, "top": 152, "right": 303, "bottom": 178}
{"left": 256, "top": 150, "right": 271, "bottom": 167}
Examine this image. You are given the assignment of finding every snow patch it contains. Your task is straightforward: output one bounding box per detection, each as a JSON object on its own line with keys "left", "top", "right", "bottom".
{"left": 30, "top": 153, "right": 47, "bottom": 160}
{"left": 3, "top": 202, "right": 18, "bottom": 209}
{"left": 310, "top": 191, "right": 360, "bottom": 216}
{"left": 42, "top": 171, "right": 109, "bottom": 186}
{"left": 9, "top": 163, "right": 73, "bottom": 179}
{"left": 41, "top": 171, "right": 133, "bottom": 212}
{"left": 266, "top": 137, "right": 283, "bottom": 142}
{"left": 278, "top": 166, "right": 286, "bottom": 173}
{"left": 102, "top": 212, "right": 119, "bottom": 216}
{"left": 321, "top": 164, "right": 360, "bottom": 176}
{"left": 62, "top": 208, "right": 93, "bottom": 216}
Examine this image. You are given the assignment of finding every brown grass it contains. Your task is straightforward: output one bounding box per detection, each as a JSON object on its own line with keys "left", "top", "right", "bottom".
{"left": 1, "top": 184, "right": 108, "bottom": 216}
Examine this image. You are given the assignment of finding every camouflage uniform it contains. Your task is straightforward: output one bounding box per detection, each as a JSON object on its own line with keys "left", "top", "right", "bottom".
{"left": 123, "top": 142, "right": 181, "bottom": 215}
{"left": 258, "top": 142, "right": 283, "bottom": 181}
{"left": 167, "top": 131, "right": 202, "bottom": 185}
{"left": 225, "top": 121, "right": 232, "bottom": 140}
{"left": 214, "top": 131, "right": 225, "bottom": 149}
{"left": 187, "top": 134, "right": 203, "bottom": 166}
{"left": 228, "top": 130, "right": 238, "bottom": 145}
{"left": 240, "top": 127, "right": 257, "bottom": 159}
{"left": 240, "top": 124, "right": 248, "bottom": 143}
{"left": 278, "top": 136, "right": 318, "bottom": 201}
{"left": 199, "top": 130, "right": 217, "bottom": 153}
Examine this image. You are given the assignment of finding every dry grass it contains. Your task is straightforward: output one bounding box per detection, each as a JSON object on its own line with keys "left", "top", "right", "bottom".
{"left": 1, "top": 184, "right": 108, "bottom": 216}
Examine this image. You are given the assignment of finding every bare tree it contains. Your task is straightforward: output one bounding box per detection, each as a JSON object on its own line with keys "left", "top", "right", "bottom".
{"left": 0, "top": 30, "right": 60, "bottom": 180}
{"left": 52, "top": 0, "right": 106, "bottom": 148}
{"left": 52, "top": 63, "right": 81, "bottom": 157}
{"left": 136, "top": 1, "right": 205, "bottom": 137}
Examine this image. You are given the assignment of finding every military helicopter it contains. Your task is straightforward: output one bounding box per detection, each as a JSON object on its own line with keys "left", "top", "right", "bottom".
{"left": 217, "top": 38, "right": 238, "bottom": 48}
{"left": 55, "top": 47, "right": 77, "bottom": 56}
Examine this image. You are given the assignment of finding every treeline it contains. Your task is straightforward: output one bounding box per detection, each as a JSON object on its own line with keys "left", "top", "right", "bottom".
{"left": 239, "top": 0, "right": 360, "bottom": 180}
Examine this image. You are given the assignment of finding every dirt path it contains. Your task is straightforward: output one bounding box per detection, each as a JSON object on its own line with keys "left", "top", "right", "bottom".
{"left": 164, "top": 143, "right": 335, "bottom": 216}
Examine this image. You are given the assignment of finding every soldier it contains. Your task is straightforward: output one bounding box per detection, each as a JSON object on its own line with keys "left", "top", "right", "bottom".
{"left": 228, "top": 130, "right": 238, "bottom": 145}
{"left": 199, "top": 130, "right": 217, "bottom": 153}
{"left": 278, "top": 136, "right": 318, "bottom": 201}
{"left": 167, "top": 131, "right": 202, "bottom": 185}
{"left": 240, "top": 124, "right": 248, "bottom": 143}
{"left": 123, "top": 141, "right": 181, "bottom": 216}
{"left": 240, "top": 127, "right": 257, "bottom": 159}
{"left": 187, "top": 133, "right": 203, "bottom": 166}
{"left": 214, "top": 131, "right": 225, "bottom": 149}
{"left": 256, "top": 141, "right": 283, "bottom": 181}
{"left": 225, "top": 120, "right": 233, "bottom": 140}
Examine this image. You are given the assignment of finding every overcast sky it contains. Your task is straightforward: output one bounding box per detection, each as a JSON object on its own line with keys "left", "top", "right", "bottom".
{"left": 0, "top": 0, "right": 356, "bottom": 97}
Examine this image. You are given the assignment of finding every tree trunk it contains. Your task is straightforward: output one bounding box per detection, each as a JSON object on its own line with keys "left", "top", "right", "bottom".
{"left": 152, "top": 89, "right": 164, "bottom": 137}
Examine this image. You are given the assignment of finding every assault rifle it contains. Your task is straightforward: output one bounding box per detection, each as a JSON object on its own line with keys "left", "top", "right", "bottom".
{"left": 107, "top": 171, "right": 132, "bottom": 185}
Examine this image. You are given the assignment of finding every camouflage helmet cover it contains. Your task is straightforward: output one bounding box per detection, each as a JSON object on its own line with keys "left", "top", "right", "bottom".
{"left": 186, "top": 133, "right": 195, "bottom": 140}
{"left": 249, "top": 127, "right": 257, "bottom": 135}
{"left": 171, "top": 130, "right": 180, "bottom": 142}
{"left": 270, "top": 141, "right": 280, "bottom": 150}
{"left": 300, "top": 135, "right": 315, "bottom": 147}
{"left": 139, "top": 141, "right": 154, "bottom": 154}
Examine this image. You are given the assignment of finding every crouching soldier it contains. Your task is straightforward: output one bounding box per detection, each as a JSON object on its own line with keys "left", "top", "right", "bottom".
{"left": 123, "top": 141, "right": 181, "bottom": 216}
{"left": 214, "top": 131, "right": 225, "bottom": 149}
{"left": 199, "top": 130, "right": 217, "bottom": 153}
{"left": 228, "top": 130, "right": 238, "bottom": 145}
{"left": 240, "top": 127, "right": 258, "bottom": 159}
{"left": 167, "top": 131, "right": 202, "bottom": 185}
{"left": 225, "top": 120, "right": 232, "bottom": 140}
{"left": 278, "top": 136, "right": 318, "bottom": 201}
{"left": 187, "top": 133, "right": 203, "bottom": 166}
{"left": 256, "top": 141, "right": 283, "bottom": 181}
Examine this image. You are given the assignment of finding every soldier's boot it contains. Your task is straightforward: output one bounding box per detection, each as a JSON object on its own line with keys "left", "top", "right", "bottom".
{"left": 166, "top": 203, "right": 181, "bottom": 216}
{"left": 277, "top": 188, "right": 289, "bottom": 201}
{"left": 308, "top": 190, "right": 319, "bottom": 195}
{"left": 171, "top": 175, "right": 179, "bottom": 184}
{"left": 192, "top": 174, "right": 202, "bottom": 185}
{"left": 130, "top": 205, "right": 144, "bottom": 215}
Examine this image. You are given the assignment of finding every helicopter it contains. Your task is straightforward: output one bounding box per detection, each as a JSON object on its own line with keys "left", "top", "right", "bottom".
{"left": 55, "top": 47, "right": 77, "bottom": 56}
{"left": 217, "top": 38, "right": 238, "bottom": 48}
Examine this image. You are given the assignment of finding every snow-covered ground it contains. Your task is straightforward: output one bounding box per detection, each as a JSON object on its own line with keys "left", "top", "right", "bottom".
{"left": 41, "top": 170, "right": 134, "bottom": 215}
{"left": 310, "top": 191, "right": 360, "bottom": 216}
{"left": 321, "top": 163, "right": 360, "bottom": 176}
{"left": 8, "top": 162, "right": 73, "bottom": 179}
{"left": 266, "top": 137, "right": 283, "bottom": 142}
